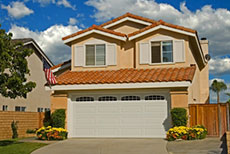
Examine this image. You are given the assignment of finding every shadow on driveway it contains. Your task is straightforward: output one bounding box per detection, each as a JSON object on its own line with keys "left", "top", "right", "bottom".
{"left": 167, "top": 137, "right": 227, "bottom": 154}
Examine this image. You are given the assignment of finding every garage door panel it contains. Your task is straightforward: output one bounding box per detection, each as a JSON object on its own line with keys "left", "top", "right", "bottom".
{"left": 69, "top": 98, "right": 169, "bottom": 138}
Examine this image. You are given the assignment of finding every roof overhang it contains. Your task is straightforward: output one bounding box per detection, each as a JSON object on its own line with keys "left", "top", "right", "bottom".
{"left": 63, "top": 29, "right": 127, "bottom": 44}
{"left": 23, "top": 41, "right": 54, "bottom": 67}
{"left": 103, "top": 17, "right": 152, "bottom": 29}
{"left": 45, "top": 81, "right": 191, "bottom": 91}
{"left": 128, "top": 25, "right": 206, "bottom": 65}
{"left": 52, "top": 62, "right": 71, "bottom": 73}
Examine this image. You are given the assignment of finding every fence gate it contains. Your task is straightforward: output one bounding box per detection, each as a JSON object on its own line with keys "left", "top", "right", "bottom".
{"left": 189, "top": 103, "right": 229, "bottom": 137}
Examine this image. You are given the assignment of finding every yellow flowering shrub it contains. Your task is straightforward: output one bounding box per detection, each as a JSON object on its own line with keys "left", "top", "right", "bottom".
{"left": 36, "top": 126, "right": 68, "bottom": 140}
{"left": 166, "top": 125, "right": 207, "bottom": 141}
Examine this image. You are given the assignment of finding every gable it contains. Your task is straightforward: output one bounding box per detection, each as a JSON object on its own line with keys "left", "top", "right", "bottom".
{"left": 108, "top": 20, "right": 147, "bottom": 35}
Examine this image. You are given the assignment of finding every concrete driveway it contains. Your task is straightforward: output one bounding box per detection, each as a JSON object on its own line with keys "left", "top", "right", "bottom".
{"left": 32, "top": 138, "right": 168, "bottom": 154}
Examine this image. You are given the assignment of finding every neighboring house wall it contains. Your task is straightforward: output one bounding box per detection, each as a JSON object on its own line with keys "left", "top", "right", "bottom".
{"left": 0, "top": 46, "right": 51, "bottom": 112}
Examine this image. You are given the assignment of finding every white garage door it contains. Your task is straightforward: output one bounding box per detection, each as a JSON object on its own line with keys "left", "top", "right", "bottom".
{"left": 68, "top": 94, "right": 169, "bottom": 138}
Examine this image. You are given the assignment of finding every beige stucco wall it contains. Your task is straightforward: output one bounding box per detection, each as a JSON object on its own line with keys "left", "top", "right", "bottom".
{"left": 50, "top": 92, "right": 68, "bottom": 129}
{"left": 108, "top": 20, "right": 147, "bottom": 34}
{"left": 0, "top": 48, "right": 51, "bottom": 112}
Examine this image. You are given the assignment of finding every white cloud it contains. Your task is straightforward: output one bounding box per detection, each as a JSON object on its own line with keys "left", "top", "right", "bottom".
{"left": 85, "top": 0, "right": 230, "bottom": 74}
{"left": 33, "top": 0, "right": 76, "bottom": 10}
{"left": 209, "top": 78, "right": 230, "bottom": 103}
{"left": 68, "top": 17, "right": 78, "bottom": 25}
{"left": 1, "top": 1, "right": 34, "bottom": 19}
{"left": 57, "top": 0, "right": 76, "bottom": 10}
{"left": 209, "top": 57, "right": 230, "bottom": 75}
{"left": 9, "top": 24, "right": 81, "bottom": 64}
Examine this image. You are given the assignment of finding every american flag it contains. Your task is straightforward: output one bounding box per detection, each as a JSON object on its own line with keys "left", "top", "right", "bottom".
{"left": 43, "top": 60, "right": 57, "bottom": 85}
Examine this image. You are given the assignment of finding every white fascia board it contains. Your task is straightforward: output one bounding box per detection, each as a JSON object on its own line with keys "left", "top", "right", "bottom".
{"left": 103, "top": 17, "right": 152, "bottom": 29}
{"left": 23, "top": 41, "right": 54, "bottom": 67}
{"left": 63, "top": 30, "right": 126, "bottom": 44}
{"left": 52, "top": 62, "right": 71, "bottom": 73}
{"left": 129, "top": 25, "right": 195, "bottom": 41}
{"left": 45, "top": 81, "right": 191, "bottom": 91}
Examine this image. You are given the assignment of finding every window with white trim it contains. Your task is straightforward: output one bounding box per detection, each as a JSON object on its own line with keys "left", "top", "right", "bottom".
{"left": 15, "top": 106, "right": 26, "bottom": 112}
{"left": 121, "top": 96, "right": 141, "bottom": 101}
{"left": 145, "top": 95, "right": 165, "bottom": 100}
{"left": 151, "top": 41, "right": 173, "bottom": 63}
{"left": 37, "top": 107, "right": 44, "bottom": 112}
{"left": 98, "top": 96, "right": 117, "bottom": 101}
{"left": 2, "top": 105, "right": 8, "bottom": 111}
{"left": 76, "top": 97, "right": 94, "bottom": 102}
{"left": 86, "top": 44, "right": 106, "bottom": 66}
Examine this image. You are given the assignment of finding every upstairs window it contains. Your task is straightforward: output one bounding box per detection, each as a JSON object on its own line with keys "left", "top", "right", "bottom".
{"left": 151, "top": 41, "right": 173, "bottom": 63}
{"left": 76, "top": 97, "right": 94, "bottom": 102}
{"left": 37, "top": 108, "right": 44, "bottom": 112}
{"left": 145, "top": 95, "right": 165, "bottom": 100}
{"left": 86, "top": 44, "right": 106, "bottom": 66}
{"left": 121, "top": 96, "right": 141, "bottom": 101}
{"left": 98, "top": 96, "right": 117, "bottom": 101}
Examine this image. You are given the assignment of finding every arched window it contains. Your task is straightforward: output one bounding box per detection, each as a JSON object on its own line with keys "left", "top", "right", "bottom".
{"left": 76, "top": 97, "right": 94, "bottom": 102}
{"left": 121, "top": 96, "right": 141, "bottom": 101}
{"left": 98, "top": 96, "right": 117, "bottom": 101}
{"left": 145, "top": 95, "right": 165, "bottom": 100}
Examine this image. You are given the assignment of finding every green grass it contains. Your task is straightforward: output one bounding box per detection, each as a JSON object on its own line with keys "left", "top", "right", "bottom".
{"left": 0, "top": 139, "right": 47, "bottom": 154}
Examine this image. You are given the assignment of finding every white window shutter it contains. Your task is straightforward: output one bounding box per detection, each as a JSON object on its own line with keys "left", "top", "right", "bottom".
{"left": 139, "top": 43, "right": 149, "bottom": 64}
{"left": 74, "top": 45, "right": 84, "bottom": 66}
{"left": 174, "top": 40, "right": 185, "bottom": 62}
{"left": 106, "top": 44, "right": 117, "bottom": 66}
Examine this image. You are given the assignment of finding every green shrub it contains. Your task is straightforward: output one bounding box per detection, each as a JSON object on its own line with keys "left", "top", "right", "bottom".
{"left": 51, "top": 109, "right": 66, "bottom": 128}
{"left": 11, "top": 121, "right": 18, "bottom": 139}
{"left": 26, "top": 128, "right": 37, "bottom": 134}
{"left": 171, "top": 108, "right": 187, "bottom": 127}
{"left": 43, "top": 110, "right": 52, "bottom": 127}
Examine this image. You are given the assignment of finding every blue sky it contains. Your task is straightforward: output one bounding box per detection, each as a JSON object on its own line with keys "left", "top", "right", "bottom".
{"left": 0, "top": 0, "right": 230, "bottom": 103}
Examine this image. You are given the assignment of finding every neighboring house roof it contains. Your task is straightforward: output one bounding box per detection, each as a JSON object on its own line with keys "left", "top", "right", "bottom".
{"left": 55, "top": 65, "right": 196, "bottom": 85}
{"left": 51, "top": 59, "right": 71, "bottom": 73}
{"left": 13, "top": 38, "right": 54, "bottom": 67}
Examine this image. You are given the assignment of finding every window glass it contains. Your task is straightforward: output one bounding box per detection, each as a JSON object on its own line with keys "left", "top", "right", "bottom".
{"left": 162, "top": 41, "right": 173, "bottom": 62}
{"left": 98, "top": 96, "right": 117, "bottom": 101}
{"left": 151, "top": 42, "right": 161, "bottom": 63}
{"left": 2, "top": 105, "right": 8, "bottom": 111}
{"left": 45, "top": 108, "right": 50, "bottom": 112}
{"left": 86, "top": 45, "right": 95, "bottom": 65}
{"left": 15, "top": 106, "right": 20, "bottom": 111}
{"left": 145, "top": 95, "right": 165, "bottom": 100}
{"left": 96, "top": 44, "right": 105, "bottom": 65}
{"left": 76, "top": 97, "right": 94, "bottom": 102}
{"left": 121, "top": 96, "right": 141, "bottom": 101}
{"left": 21, "top": 107, "right": 26, "bottom": 112}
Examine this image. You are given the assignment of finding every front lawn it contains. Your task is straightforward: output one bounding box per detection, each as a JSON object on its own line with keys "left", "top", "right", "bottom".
{"left": 0, "top": 139, "right": 47, "bottom": 154}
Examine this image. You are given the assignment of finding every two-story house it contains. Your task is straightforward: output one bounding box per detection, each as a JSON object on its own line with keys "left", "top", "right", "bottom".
{"left": 0, "top": 38, "right": 53, "bottom": 112}
{"left": 48, "top": 13, "right": 209, "bottom": 138}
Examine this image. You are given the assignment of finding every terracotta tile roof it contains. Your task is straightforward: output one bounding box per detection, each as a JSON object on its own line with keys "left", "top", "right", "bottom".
{"left": 99, "top": 12, "right": 156, "bottom": 27}
{"left": 51, "top": 59, "right": 71, "bottom": 70}
{"left": 55, "top": 65, "right": 196, "bottom": 85}
{"left": 62, "top": 25, "right": 126, "bottom": 41}
{"left": 128, "top": 20, "right": 196, "bottom": 37}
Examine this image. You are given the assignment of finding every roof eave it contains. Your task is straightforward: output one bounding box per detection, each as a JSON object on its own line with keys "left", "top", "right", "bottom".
{"left": 63, "top": 29, "right": 127, "bottom": 45}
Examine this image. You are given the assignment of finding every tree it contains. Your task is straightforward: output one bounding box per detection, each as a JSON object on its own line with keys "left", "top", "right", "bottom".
{"left": 226, "top": 93, "right": 230, "bottom": 103}
{"left": 0, "top": 25, "right": 36, "bottom": 99}
{"left": 210, "top": 80, "right": 227, "bottom": 103}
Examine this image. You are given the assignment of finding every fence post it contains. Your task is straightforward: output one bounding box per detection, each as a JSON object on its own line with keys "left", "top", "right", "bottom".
{"left": 227, "top": 103, "right": 230, "bottom": 131}
{"left": 218, "top": 103, "right": 222, "bottom": 137}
